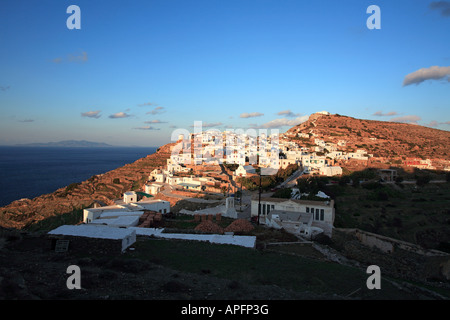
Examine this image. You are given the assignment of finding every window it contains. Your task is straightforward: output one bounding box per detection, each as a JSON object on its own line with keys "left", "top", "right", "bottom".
{"left": 320, "top": 209, "right": 324, "bottom": 221}
{"left": 306, "top": 207, "right": 309, "bottom": 213}
{"left": 263, "top": 204, "right": 266, "bottom": 215}
{"left": 315, "top": 210, "right": 319, "bottom": 221}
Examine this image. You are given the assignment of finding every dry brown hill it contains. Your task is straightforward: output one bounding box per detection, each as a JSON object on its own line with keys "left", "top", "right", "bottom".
{"left": 286, "top": 113, "right": 450, "bottom": 162}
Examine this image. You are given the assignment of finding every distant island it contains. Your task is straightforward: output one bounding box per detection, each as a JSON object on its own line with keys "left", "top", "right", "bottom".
{"left": 14, "top": 140, "right": 114, "bottom": 148}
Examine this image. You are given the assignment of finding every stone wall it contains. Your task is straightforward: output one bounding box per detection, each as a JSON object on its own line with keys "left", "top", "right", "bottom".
{"left": 332, "top": 228, "right": 450, "bottom": 281}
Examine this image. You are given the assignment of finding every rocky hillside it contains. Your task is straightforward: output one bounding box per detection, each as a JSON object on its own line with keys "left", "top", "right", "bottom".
{"left": 287, "top": 113, "right": 450, "bottom": 162}
{"left": 0, "top": 143, "right": 176, "bottom": 229}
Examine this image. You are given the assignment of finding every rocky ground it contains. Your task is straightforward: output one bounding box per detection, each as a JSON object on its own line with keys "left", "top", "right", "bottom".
{"left": 0, "top": 232, "right": 332, "bottom": 300}
{"left": 287, "top": 113, "right": 450, "bottom": 162}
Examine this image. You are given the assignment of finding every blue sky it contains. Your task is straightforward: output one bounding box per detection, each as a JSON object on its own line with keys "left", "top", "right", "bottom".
{"left": 0, "top": 0, "right": 449, "bottom": 147}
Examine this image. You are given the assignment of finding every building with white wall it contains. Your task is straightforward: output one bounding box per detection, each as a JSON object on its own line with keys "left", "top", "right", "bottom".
{"left": 83, "top": 199, "right": 170, "bottom": 224}
{"left": 145, "top": 183, "right": 163, "bottom": 195}
{"left": 235, "top": 165, "right": 256, "bottom": 177}
{"left": 48, "top": 224, "right": 137, "bottom": 253}
{"left": 319, "top": 166, "right": 343, "bottom": 176}
{"left": 123, "top": 191, "right": 137, "bottom": 204}
{"left": 251, "top": 196, "right": 335, "bottom": 237}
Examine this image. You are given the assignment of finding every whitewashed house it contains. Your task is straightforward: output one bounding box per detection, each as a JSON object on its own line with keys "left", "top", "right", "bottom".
{"left": 83, "top": 199, "right": 171, "bottom": 224}
{"left": 347, "top": 151, "right": 368, "bottom": 161}
{"left": 48, "top": 224, "right": 137, "bottom": 253}
{"left": 145, "top": 183, "right": 163, "bottom": 195}
{"left": 235, "top": 164, "right": 256, "bottom": 177}
{"left": 251, "top": 196, "right": 335, "bottom": 237}
{"left": 319, "top": 166, "right": 343, "bottom": 176}
{"left": 149, "top": 168, "right": 167, "bottom": 183}
{"left": 123, "top": 191, "right": 137, "bottom": 204}
{"left": 266, "top": 211, "right": 314, "bottom": 238}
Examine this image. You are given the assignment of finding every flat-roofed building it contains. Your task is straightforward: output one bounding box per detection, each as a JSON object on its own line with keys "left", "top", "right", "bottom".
{"left": 251, "top": 196, "right": 335, "bottom": 237}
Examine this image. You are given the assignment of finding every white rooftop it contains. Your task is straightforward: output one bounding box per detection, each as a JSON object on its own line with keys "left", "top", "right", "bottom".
{"left": 48, "top": 224, "right": 135, "bottom": 240}
{"left": 91, "top": 216, "right": 140, "bottom": 227}
{"left": 100, "top": 211, "right": 144, "bottom": 218}
{"left": 130, "top": 227, "right": 256, "bottom": 248}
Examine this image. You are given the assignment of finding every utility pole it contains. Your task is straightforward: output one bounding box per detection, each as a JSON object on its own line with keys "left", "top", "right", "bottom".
{"left": 257, "top": 167, "right": 262, "bottom": 225}
{"left": 240, "top": 179, "right": 242, "bottom": 212}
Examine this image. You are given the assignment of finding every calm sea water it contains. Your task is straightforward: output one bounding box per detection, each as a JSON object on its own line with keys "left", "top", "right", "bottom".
{"left": 0, "top": 147, "right": 157, "bottom": 207}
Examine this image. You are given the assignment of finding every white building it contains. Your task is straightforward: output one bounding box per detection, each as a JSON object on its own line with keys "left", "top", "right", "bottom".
{"left": 280, "top": 159, "right": 298, "bottom": 170}
{"left": 83, "top": 199, "right": 171, "bottom": 224}
{"left": 123, "top": 191, "right": 137, "bottom": 204}
{"left": 235, "top": 165, "right": 256, "bottom": 177}
{"left": 145, "top": 183, "right": 163, "bottom": 195}
{"left": 319, "top": 166, "right": 343, "bottom": 176}
{"left": 251, "top": 196, "right": 335, "bottom": 237}
{"left": 347, "top": 152, "right": 368, "bottom": 161}
{"left": 327, "top": 151, "right": 346, "bottom": 160}
{"left": 48, "top": 224, "right": 136, "bottom": 253}
{"left": 149, "top": 169, "right": 166, "bottom": 183}
{"left": 266, "top": 211, "right": 314, "bottom": 238}
{"left": 301, "top": 155, "right": 327, "bottom": 172}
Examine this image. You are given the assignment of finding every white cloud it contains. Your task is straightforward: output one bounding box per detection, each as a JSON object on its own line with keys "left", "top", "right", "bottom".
{"left": 240, "top": 112, "right": 264, "bottom": 118}
{"left": 373, "top": 111, "right": 398, "bottom": 117}
{"left": 146, "top": 106, "right": 165, "bottom": 115}
{"left": 81, "top": 110, "right": 101, "bottom": 119}
{"left": 109, "top": 112, "right": 131, "bottom": 119}
{"left": 138, "top": 102, "right": 158, "bottom": 107}
{"left": 251, "top": 115, "right": 309, "bottom": 129}
{"left": 389, "top": 115, "right": 421, "bottom": 124}
{"left": 190, "top": 122, "right": 223, "bottom": 128}
{"left": 133, "top": 126, "right": 160, "bottom": 130}
{"left": 403, "top": 66, "right": 450, "bottom": 86}
{"left": 427, "top": 120, "right": 450, "bottom": 127}
{"left": 144, "top": 119, "right": 167, "bottom": 124}
{"left": 276, "top": 110, "right": 301, "bottom": 118}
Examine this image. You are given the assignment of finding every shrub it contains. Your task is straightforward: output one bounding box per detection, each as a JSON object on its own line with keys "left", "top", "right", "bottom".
{"left": 65, "top": 182, "right": 81, "bottom": 192}
{"left": 377, "top": 191, "right": 389, "bottom": 201}
{"left": 272, "top": 188, "right": 292, "bottom": 199}
{"left": 416, "top": 175, "right": 431, "bottom": 186}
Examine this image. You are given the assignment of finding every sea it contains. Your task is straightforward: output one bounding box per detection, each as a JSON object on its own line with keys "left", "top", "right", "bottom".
{"left": 0, "top": 146, "right": 157, "bottom": 207}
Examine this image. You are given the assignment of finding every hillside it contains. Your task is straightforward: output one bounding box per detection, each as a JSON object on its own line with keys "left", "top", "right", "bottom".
{"left": 286, "top": 113, "right": 450, "bottom": 164}
{"left": 0, "top": 143, "right": 176, "bottom": 229}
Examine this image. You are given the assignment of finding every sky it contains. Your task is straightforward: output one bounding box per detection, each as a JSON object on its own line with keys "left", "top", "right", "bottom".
{"left": 0, "top": 0, "right": 449, "bottom": 147}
